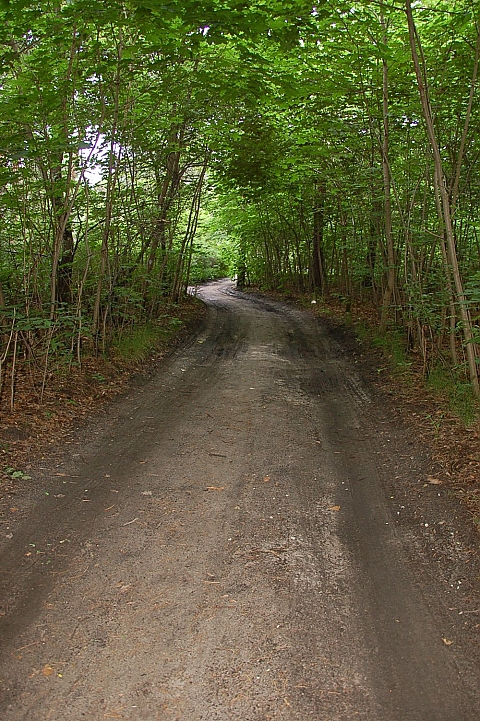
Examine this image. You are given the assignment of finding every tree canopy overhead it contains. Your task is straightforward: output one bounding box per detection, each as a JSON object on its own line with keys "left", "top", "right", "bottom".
{"left": 1, "top": 0, "right": 480, "bottom": 397}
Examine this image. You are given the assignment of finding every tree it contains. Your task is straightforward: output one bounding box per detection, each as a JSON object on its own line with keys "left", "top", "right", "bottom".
{"left": 2, "top": 0, "right": 480, "bottom": 402}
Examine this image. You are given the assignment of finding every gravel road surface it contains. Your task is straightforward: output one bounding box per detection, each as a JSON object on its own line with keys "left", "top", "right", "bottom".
{"left": 0, "top": 279, "right": 479, "bottom": 720}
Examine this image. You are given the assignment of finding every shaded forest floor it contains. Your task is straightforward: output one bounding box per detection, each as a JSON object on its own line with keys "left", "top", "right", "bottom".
{"left": 0, "top": 287, "right": 479, "bottom": 532}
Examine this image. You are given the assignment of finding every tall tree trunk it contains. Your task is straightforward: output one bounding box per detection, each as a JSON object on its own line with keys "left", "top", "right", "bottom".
{"left": 49, "top": 160, "right": 75, "bottom": 317}
{"left": 406, "top": 0, "right": 479, "bottom": 396}
{"left": 310, "top": 181, "right": 326, "bottom": 293}
{"left": 145, "top": 125, "right": 185, "bottom": 274}
{"left": 92, "top": 36, "right": 123, "bottom": 343}
{"left": 184, "top": 155, "right": 209, "bottom": 294}
{"left": 171, "top": 158, "right": 207, "bottom": 302}
{"left": 57, "top": 224, "right": 75, "bottom": 305}
{"left": 451, "top": 22, "right": 480, "bottom": 215}
{"left": 379, "top": 14, "right": 395, "bottom": 332}
{"left": 364, "top": 193, "right": 381, "bottom": 291}
{"left": 92, "top": 142, "right": 117, "bottom": 341}
{"left": 236, "top": 238, "right": 247, "bottom": 289}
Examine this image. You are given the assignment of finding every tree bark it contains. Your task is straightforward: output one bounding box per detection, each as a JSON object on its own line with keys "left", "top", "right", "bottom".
{"left": 310, "top": 181, "right": 326, "bottom": 293}
{"left": 379, "top": 14, "right": 396, "bottom": 332}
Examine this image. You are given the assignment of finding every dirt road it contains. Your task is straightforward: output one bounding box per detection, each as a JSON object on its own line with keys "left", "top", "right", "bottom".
{"left": 0, "top": 280, "right": 479, "bottom": 720}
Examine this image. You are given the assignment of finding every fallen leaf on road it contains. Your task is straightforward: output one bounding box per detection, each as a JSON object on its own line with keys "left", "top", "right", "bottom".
{"left": 442, "top": 638, "right": 454, "bottom": 645}
{"left": 42, "top": 664, "right": 54, "bottom": 676}
{"left": 329, "top": 505, "right": 341, "bottom": 511}
{"left": 206, "top": 486, "right": 225, "bottom": 491}
{"left": 263, "top": 475, "right": 270, "bottom": 482}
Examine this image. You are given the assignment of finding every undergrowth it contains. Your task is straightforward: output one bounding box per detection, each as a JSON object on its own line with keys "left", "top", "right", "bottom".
{"left": 426, "top": 366, "right": 479, "bottom": 427}
{"left": 112, "top": 317, "right": 183, "bottom": 364}
{"left": 352, "top": 318, "right": 479, "bottom": 426}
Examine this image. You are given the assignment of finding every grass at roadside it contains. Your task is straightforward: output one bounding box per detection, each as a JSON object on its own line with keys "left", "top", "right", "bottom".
{"left": 112, "top": 315, "right": 184, "bottom": 363}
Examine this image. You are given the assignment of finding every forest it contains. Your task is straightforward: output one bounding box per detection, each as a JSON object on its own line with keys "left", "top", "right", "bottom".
{"left": 1, "top": 0, "right": 480, "bottom": 406}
